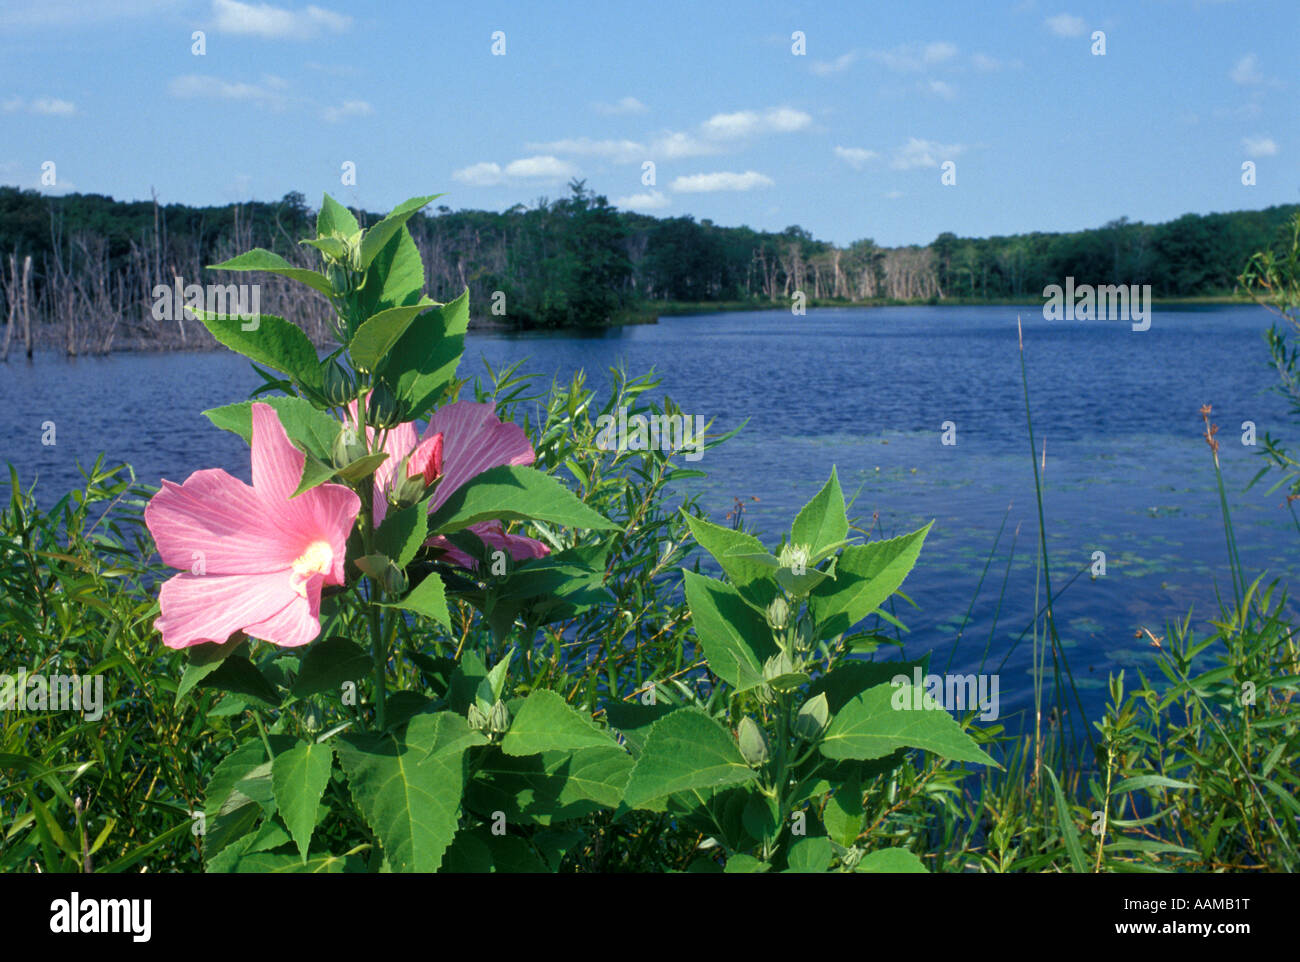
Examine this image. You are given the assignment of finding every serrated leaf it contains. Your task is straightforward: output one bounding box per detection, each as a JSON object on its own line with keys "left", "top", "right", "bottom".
{"left": 349, "top": 301, "right": 435, "bottom": 372}
{"left": 336, "top": 713, "right": 466, "bottom": 872}
{"left": 271, "top": 741, "right": 334, "bottom": 859}
{"left": 209, "top": 248, "right": 333, "bottom": 298}
{"left": 428, "top": 464, "right": 618, "bottom": 534}
{"left": 819, "top": 681, "right": 994, "bottom": 765}
{"left": 384, "top": 572, "right": 450, "bottom": 630}
{"left": 809, "top": 523, "right": 932, "bottom": 636}
{"left": 291, "top": 636, "right": 371, "bottom": 698}
{"left": 380, "top": 290, "right": 469, "bottom": 420}
{"left": 791, "top": 467, "right": 848, "bottom": 556}
{"left": 357, "top": 194, "right": 441, "bottom": 270}
{"left": 622, "top": 708, "right": 758, "bottom": 810}
{"left": 855, "top": 848, "right": 927, "bottom": 873}
{"left": 191, "top": 310, "right": 323, "bottom": 395}
{"left": 317, "top": 193, "right": 359, "bottom": 237}
{"left": 682, "top": 571, "right": 772, "bottom": 692}
{"left": 681, "top": 512, "right": 777, "bottom": 612}
{"left": 501, "top": 689, "right": 615, "bottom": 756}
{"left": 203, "top": 395, "right": 340, "bottom": 461}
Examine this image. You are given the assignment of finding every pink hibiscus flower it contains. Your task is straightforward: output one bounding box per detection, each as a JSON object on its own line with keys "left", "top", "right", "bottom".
{"left": 344, "top": 403, "right": 443, "bottom": 526}
{"left": 145, "top": 403, "right": 361, "bottom": 649}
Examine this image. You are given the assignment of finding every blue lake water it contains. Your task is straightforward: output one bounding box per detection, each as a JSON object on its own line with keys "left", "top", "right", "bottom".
{"left": 2, "top": 305, "right": 1296, "bottom": 727}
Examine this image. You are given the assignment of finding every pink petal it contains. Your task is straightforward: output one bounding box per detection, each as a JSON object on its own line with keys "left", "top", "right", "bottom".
{"left": 428, "top": 521, "right": 550, "bottom": 570}
{"left": 146, "top": 470, "right": 293, "bottom": 575}
{"left": 423, "top": 402, "right": 535, "bottom": 512}
{"left": 371, "top": 420, "right": 417, "bottom": 526}
{"left": 243, "top": 575, "right": 324, "bottom": 647}
{"left": 251, "top": 402, "right": 306, "bottom": 504}
{"left": 155, "top": 570, "right": 303, "bottom": 649}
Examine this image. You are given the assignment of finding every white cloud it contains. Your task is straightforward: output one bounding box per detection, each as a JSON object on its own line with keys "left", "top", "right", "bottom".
{"left": 1230, "top": 53, "right": 1263, "bottom": 85}
{"left": 3, "top": 95, "right": 76, "bottom": 115}
{"left": 700, "top": 107, "right": 811, "bottom": 139}
{"left": 971, "top": 52, "right": 1021, "bottom": 71}
{"left": 925, "top": 80, "right": 956, "bottom": 100}
{"left": 527, "top": 137, "right": 645, "bottom": 163}
{"left": 1045, "top": 13, "right": 1086, "bottom": 37}
{"left": 884, "top": 190, "right": 903, "bottom": 200}
{"left": 503, "top": 155, "right": 577, "bottom": 179}
{"left": 212, "top": 0, "right": 349, "bottom": 40}
{"left": 168, "top": 74, "right": 289, "bottom": 108}
{"left": 870, "top": 42, "right": 957, "bottom": 72}
{"left": 322, "top": 99, "right": 372, "bottom": 123}
{"left": 890, "top": 137, "right": 965, "bottom": 170}
{"left": 594, "top": 96, "right": 647, "bottom": 115}
{"left": 834, "top": 146, "right": 878, "bottom": 170}
{"left": 650, "top": 130, "right": 720, "bottom": 159}
{"left": 811, "top": 51, "right": 856, "bottom": 76}
{"left": 451, "top": 162, "right": 503, "bottom": 187}
{"left": 1242, "top": 136, "right": 1278, "bottom": 157}
{"left": 614, "top": 190, "right": 669, "bottom": 210}
{"left": 670, "top": 170, "right": 773, "bottom": 192}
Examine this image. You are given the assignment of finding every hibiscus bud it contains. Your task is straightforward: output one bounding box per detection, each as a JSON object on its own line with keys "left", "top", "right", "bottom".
{"left": 792, "top": 692, "right": 829, "bottom": 742}
{"left": 765, "top": 596, "right": 790, "bottom": 631}
{"left": 366, "top": 382, "right": 400, "bottom": 429}
{"left": 487, "top": 699, "right": 511, "bottom": 735}
{"left": 392, "top": 469, "right": 427, "bottom": 510}
{"left": 326, "top": 262, "right": 351, "bottom": 294}
{"left": 378, "top": 559, "right": 407, "bottom": 596}
{"left": 737, "top": 716, "right": 770, "bottom": 767}
{"left": 467, "top": 703, "right": 489, "bottom": 732}
{"left": 321, "top": 358, "right": 355, "bottom": 407}
{"left": 332, "top": 423, "right": 368, "bottom": 468}
{"left": 763, "top": 650, "right": 794, "bottom": 682}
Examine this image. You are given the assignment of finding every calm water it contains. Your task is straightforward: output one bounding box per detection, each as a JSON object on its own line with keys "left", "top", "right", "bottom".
{"left": 3, "top": 305, "right": 1296, "bottom": 724}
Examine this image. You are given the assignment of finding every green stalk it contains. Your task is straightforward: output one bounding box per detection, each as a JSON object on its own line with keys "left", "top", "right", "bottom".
{"left": 358, "top": 480, "right": 387, "bottom": 732}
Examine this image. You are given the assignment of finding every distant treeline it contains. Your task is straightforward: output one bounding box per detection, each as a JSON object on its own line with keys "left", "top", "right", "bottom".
{"left": 0, "top": 181, "right": 1295, "bottom": 354}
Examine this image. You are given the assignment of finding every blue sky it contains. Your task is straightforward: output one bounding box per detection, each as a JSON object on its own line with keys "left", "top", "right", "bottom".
{"left": 1, "top": 0, "right": 1295, "bottom": 247}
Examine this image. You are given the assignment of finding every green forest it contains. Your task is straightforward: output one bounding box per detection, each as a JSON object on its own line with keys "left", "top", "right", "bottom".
{"left": 0, "top": 181, "right": 1296, "bottom": 351}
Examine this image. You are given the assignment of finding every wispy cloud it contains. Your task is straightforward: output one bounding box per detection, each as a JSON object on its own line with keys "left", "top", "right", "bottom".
{"left": 452, "top": 155, "right": 579, "bottom": 187}
{"left": 700, "top": 107, "right": 811, "bottom": 139}
{"left": 924, "top": 79, "right": 956, "bottom": 100}
{"left": 526, "top": 137, "right": 645, "bottom": 163}
{"left": 834, "top": 146, "right": 878, "bottom": 170}
{"left": 211, "top": 0, "right": 350, "bottom": 40}
{"left": 322, "top": 99, "right": 372, "bottom": 123}
{"left": 594, "top": 96, "right": 647, "bottom": 115}
{"left": 670, "top": 170, "right": 773, "bottom": 192}
{"left": 1230, "top": 53, "right": 1263, "bottom": 85}
{"left": 3, "top": 95, "right": 76, "bottom": 115}
{"left": 890, "top": 137, "right": 965, "bottom": 170}
{"left": 1044, "top": 13, "right": 1086, "bottom": 37}
{"left": 1242, "top": 135, "right": 1278, "bottom": 157}
{"left": 869, "top": 42, "right": 957, "bottom": 72}
{"left": 811, "top": 51, "right": 856, "bottom": 76}
{"left": 169, "top": 73, "right": 290, "bottom": 108}
{"left": 614, "top": 190, "right": 670, "bottom": 210}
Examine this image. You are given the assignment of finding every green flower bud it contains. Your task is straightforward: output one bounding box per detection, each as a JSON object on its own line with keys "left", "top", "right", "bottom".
{"left": 778, "top": 542, "right": 811, "bottom": 575}
{"left": 737, "top": 716, "right": 770, "bottom": 767}
{"left": 378, "top": 559, "right": 407, "bottom": 596}
{"left": 326, "top": 262, "right": 351, "bottom": 295}
{"left": 391, "top": 468, "right": 427, "bottom": 510}
{"left": 321, "top": 358, "right": 356, "bottom": 407}
{"left": 765, "top": 596, "right": 790, "bottom": 631}
{"left": 366, "top": 382, "right": 400, "bottom": 429}
{"left": 792, "top": 692, "right": 829, "bottom": 742}
{"left": 332, "top": 423, "right": 368, "bottom": 469}
{"left": 467, "top": 703, "right": 489, "bottom": 732}
{"left": 763, "top": 650, "right": 794, "bottom": 682}
{"left": 487, "top": 699, "right": 511, "bottom": 735}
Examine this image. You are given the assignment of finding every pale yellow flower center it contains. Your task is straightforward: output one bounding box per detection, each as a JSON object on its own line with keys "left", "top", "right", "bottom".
{"left": 290, "top": 540, "right": 334, "bottom": 596}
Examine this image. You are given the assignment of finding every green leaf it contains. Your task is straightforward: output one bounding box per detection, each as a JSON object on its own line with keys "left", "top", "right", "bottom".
{"left": 292, "top": 451, "right": 340, "bottom": 497}
{"left": 203, "top": 395, "right": 340, "bottom": 461}
{"left": 336, "top": 713, "right": 467, "bottom": 872}
{"left": 175, "top": 636, "right": 247, "bottom": 706}
{"left": 208, "top": 248, "right": 333, "bottom": 298}
{"left": 501, "top": 689, "right": 616, "bottom": 756}
{"left": 819, "top": 681, "right": 993, "bottom": 765}
{"left": 374, "top": 498, "right": 429, "bottom": 567}
{"left": 428, "top": 464, "right": 618, "bottom": 534}
{"left": 191, "top": 310, "right": 323, "bottom": 395}
{"left": 603, "top": 700, "right": 675, "bottom": 756}
{"left": 464, "top": 745, "right": 632, "bottom": 824}
{"left": 809, "top": 523, "right": 932, "bottom": 636}
{"left": 380, "top": 291, "right": 469, "bottom": 420}
{"left": 271, "top": 741, "right": 334, "bottom": 859}
{"left": 196, "top": 655, "right": 280, "bottom": 707}
{"left": 786, "top": 835, "right": 833, "bottom": 873}
{"left": 349, "top": 301, "right": 435, "bottom": 373}
{"left": 681, "top": 571, "right": 772, "bottom": 692}
{"left": 357, "top": 194, "right": 441, "bottom": 271}
{"left": 384, "top": 572, "right": 450, "bottom": 630}
{"left": 622, "top": 708, "right": 758, "bottom": 810}
{"left": 681, "top": 512, "right": 777, "bottom": 612}
{"left": 855, "top": 848, "right": 927, "bottom": 873}
{"left": 823, "top": 776, "right": 864, "bottom": 847}
{"left": 291, "top": 636, "right": 371, "bottom": 699}
{"left": 808, "top": 657, "right": 929, "bottom": 714}
{"left": 791, "top": 467, "right": 848, "bottom": 556}
{"left": 1044, "top": 768, "right": 1088, "bottom": 873}
{"left": 354, "top": 220, "right": 424, "bottom": 322}
{"left": 204, "top": 740, "right": 269, "bottom": 818}
{"left": 317, "top": 193, "right": 359, "bottom": 237}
